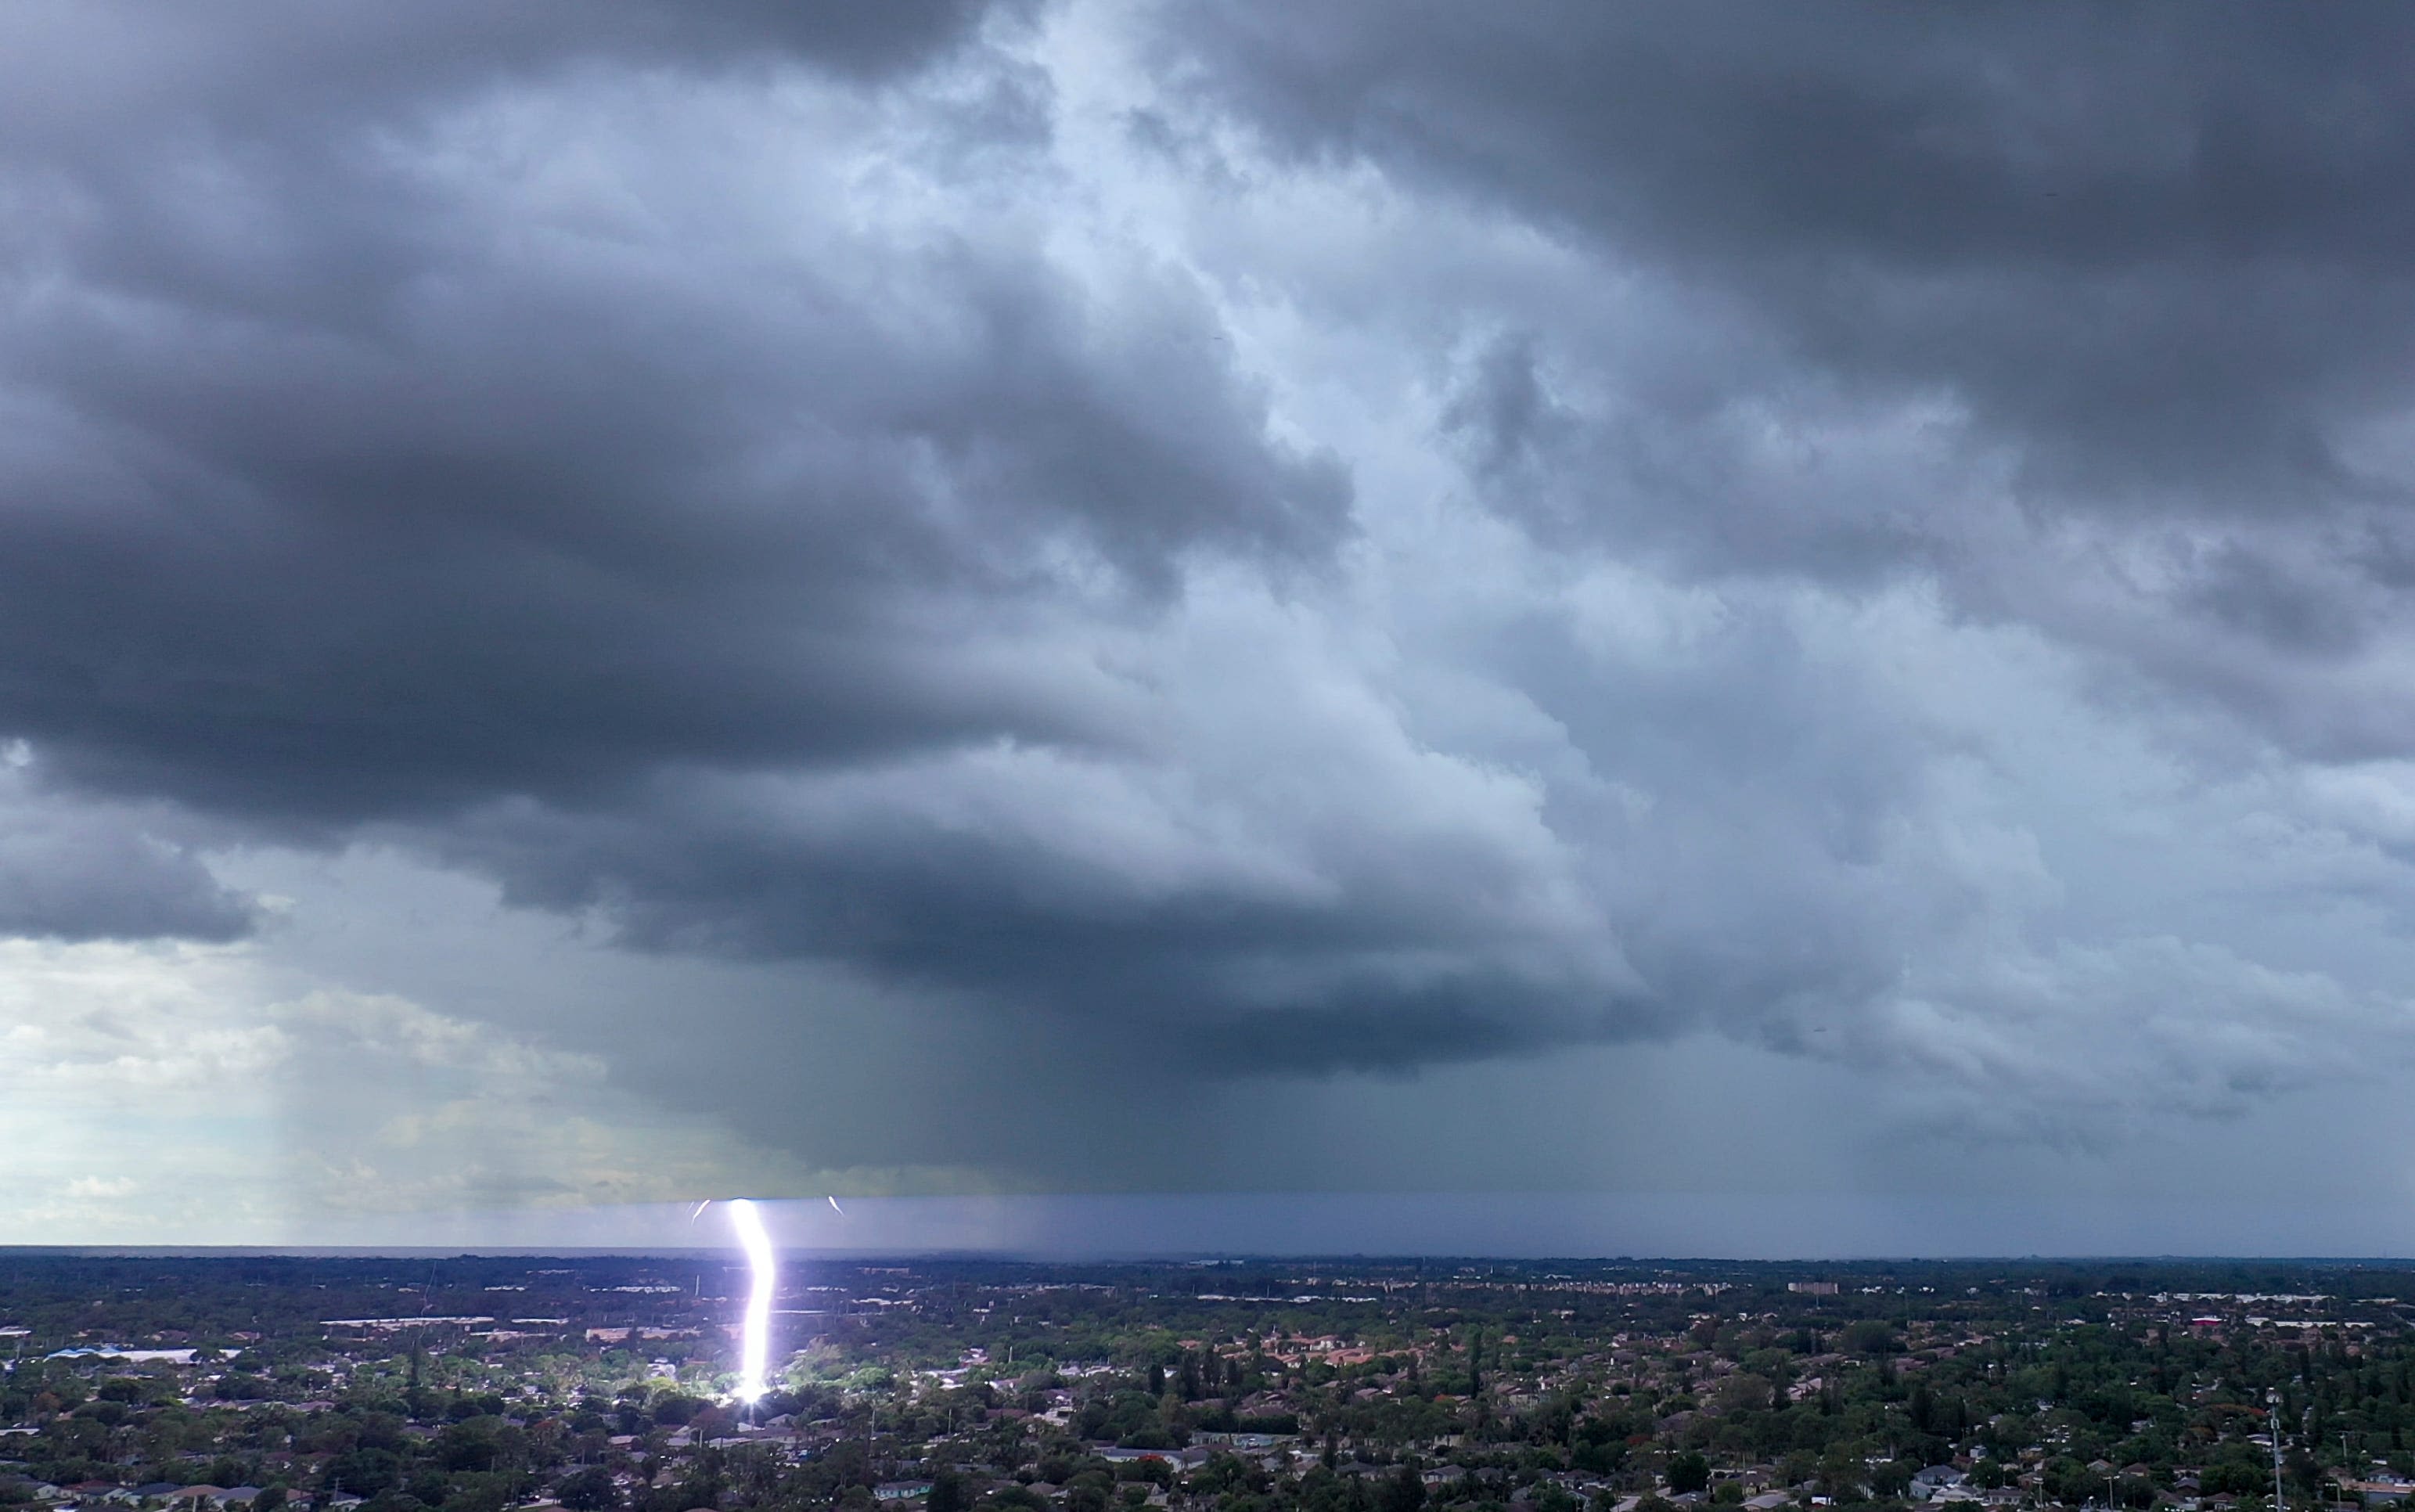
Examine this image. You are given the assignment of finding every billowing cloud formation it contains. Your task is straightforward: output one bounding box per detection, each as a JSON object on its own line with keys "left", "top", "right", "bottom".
{"left": 11, "top": 0, "right": 2415, "bottom": 1215}
{"left": 1158, "top": 4, "right": 2415, "bottom": 754}
{"left": 1172, "top": 5, "right": 2415, "bottom": 501}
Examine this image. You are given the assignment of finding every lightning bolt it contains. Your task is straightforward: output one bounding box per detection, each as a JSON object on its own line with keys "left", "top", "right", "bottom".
{"left": 725, "top": 1198, "right": 776, "bottom": 1404}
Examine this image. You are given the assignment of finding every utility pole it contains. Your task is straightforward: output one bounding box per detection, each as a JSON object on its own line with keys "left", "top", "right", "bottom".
{"left": 2272, "top": 1389, "right": 2287, "bottom": 1512}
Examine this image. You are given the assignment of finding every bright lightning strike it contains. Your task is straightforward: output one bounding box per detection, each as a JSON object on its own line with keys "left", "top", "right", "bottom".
{"left": 725, "top": 1198, "right": 776, "bottom": 1405}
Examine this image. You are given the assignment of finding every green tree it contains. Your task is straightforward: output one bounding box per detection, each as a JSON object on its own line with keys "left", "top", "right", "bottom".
{"left": 556, "top": 1468, "right": 617, "bottom": 1512}
{"left": 1668, "top": 1454, "right": 1711, "bottom": 1496}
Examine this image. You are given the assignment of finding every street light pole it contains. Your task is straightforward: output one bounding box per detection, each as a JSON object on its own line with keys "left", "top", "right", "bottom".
{"left": 2273, "top": 1390, "right": 2287, "bottom": 1512}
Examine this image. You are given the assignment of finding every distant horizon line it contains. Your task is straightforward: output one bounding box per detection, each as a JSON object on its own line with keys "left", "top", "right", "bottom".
{"left": 5, "top": 1246, "right": 2414, "bottom": 1265}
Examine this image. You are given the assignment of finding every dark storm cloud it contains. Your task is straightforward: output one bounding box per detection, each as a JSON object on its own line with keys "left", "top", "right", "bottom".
{"left": 1160, "top": 5, "right": 2415, "bottom": 651}
{"left": 0, "top": 4, "right": 1344, "bottom": 829}
{"left": 0, "top": 234, "right": 1342, "bottom": 817}
{"left": 0, "top": 0, "right": 1010, "bottom": 136}
{"left": 1166, "top": 4, "right": 2415, "bottom": 465}
{"left": 424, "top": 699, "right": 1652, "bottom": 1076}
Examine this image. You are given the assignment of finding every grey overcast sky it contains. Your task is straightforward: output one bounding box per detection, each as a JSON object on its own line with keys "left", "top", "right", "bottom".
{"left": 11, "top": 1, "right": 2415, "bottom": 1251}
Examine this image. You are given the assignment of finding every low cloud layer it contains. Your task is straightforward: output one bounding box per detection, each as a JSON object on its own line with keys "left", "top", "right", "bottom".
{"left": 0, "top": 759, "right": 252, "bottom": 942}
{"left": 9, "top": 2, "right": 2415, "bottom": 1226}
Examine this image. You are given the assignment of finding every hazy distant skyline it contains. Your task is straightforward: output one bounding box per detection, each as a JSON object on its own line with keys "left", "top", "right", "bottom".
{"left": 12, "top": 2, "right": 2415, "bottom": 1250}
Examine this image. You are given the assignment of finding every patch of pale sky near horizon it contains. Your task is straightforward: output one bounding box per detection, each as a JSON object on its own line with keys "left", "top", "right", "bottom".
{"left": 0, "top": 940, "right": 286, "bottom": 1240}
{"left": 0, "top": 931, "right": 879, "bottom": 1243}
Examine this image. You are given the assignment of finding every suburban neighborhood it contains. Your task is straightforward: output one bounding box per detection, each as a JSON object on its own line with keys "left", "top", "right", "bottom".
{"left": 5, "top": 1258, "right": 2414, "bottom": 1512}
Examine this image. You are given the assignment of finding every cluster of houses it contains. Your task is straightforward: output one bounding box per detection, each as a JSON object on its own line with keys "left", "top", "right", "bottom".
{"left": 23, "top": 1482, "right": 274, "bottom": 1512}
